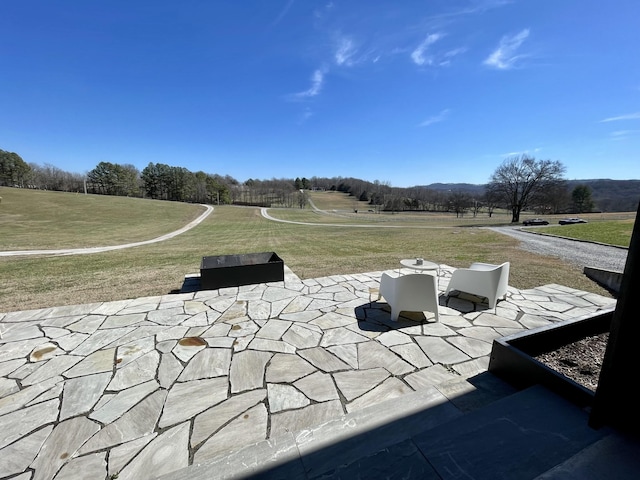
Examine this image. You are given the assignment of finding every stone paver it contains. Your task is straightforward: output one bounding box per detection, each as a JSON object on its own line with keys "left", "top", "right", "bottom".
{"left": 0, "top": 265, "right": 616, "bottom": 480}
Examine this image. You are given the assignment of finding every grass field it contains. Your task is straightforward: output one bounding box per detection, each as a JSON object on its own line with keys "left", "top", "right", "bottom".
{"left": 0, "top": 188, "right": 205, "bottom": 249}
{"left": 308, "top": 190, "right": 370, "bottom": 211}
{"left": 535, "top": 220, "right": 634, "bottom": 248}
{"left": 0, "top": 187, "right": 634, "bottom": 312}
{"left": 304, "top": 190, "right": 516, "bottom": 226}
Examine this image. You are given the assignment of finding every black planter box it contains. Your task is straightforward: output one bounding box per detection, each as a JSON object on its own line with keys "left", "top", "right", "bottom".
{"left": 200, "top": 252, "right": 284, "bottom": 290}
{"left": 488, "top": 308, "right": 614, "bottom": 408}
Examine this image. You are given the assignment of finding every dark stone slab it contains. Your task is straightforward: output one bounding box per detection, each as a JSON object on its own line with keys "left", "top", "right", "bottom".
{"left": 310, "top": 439, "right": 440, "bottom": 480}
{"left": 534, "top": 431, "right": 640, "bottom": 479}
{"left": 412, "top": 385, "right": 609, "bottom": 480}
{"left": 298, "top": 395, "right": 461, "bottom": 479}
{"left": 446, "top": 372, "right": 518, "bottom": 413}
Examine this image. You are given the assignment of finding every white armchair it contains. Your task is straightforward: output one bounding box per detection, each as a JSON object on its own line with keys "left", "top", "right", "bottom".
{"left": 444, "top": 262, "right": 510, "bottom": 309}
{"left": 377, "top": 273, "right": 439, "bottom": 322}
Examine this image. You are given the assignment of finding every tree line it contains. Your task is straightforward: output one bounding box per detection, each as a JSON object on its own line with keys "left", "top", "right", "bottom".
{"left": 2, "top": 148, "right": 605, "bottom": 221}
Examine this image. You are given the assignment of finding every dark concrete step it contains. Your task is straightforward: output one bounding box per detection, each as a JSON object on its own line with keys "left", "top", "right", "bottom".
{"left": 268, "top": 386, "right": 611, "bottom": 480}
{"left": 408, "top": 385, "right": 609, "bottom": 480}
{"left": 299, "top": 385, "right": 610, "bottom": 480}
{"left": 533, "top": 430, "right": 640, "bottom": 480}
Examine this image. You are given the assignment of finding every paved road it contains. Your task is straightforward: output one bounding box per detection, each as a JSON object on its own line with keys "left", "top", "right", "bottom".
{"left": 487, "top": 226, "right": 628, "bottom": 272}
{"left": 0, "top": 205, "right": 214, "bottom": 257}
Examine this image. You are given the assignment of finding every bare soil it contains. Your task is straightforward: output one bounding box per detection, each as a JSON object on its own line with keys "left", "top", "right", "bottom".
{"left": 534, "top": 332, "right": 609, "bottom": 392}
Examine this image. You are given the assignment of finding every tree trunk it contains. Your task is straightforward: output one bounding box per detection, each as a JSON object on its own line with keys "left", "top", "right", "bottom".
{"left": 511, "top": 206, "right": 521, "bottom": 223}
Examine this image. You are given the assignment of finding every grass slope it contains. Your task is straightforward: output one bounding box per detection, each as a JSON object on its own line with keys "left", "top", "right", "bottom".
{"left": 0, "top": 187, "right": 205, "bottom": 249}
{"left": 307, "top": 190, "right": 370, "bottom": 211}
{"left": 0, "top": 189, "right": 627, "bottom": 312}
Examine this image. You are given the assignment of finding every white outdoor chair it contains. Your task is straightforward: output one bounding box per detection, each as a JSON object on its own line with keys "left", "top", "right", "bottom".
{"left": 377, "top": 272, "right": 439, "bottom": 322}
{"left": 444, "top": 262, "right": 510, "bottom": 309}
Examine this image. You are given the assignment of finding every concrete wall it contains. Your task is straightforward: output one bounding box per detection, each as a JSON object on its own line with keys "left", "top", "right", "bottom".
{"left": 583, "top": 267, "right": 623, "bottom": 296}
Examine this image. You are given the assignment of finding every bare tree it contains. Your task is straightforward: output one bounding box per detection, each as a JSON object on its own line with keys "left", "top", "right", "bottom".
{"left": 448, "top": 191, "right": 472, "bottom": 218}
{"left": 535, "top": 180, "right": 569, "bottom": 214}
{"left": 471, "top": 198, "right": 482, "bottom": 217}
{"left": 487, "top": 155, "right": 566, "bottom": 223}
{"left": 297, "top": 189, "right": 309, "bottom": 208}
{"left": 483, "top": 188, "right": 500, "bottom": 217}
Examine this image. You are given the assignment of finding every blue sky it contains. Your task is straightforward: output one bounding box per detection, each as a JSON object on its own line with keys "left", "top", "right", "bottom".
{"left": 1, "top": 0, "right": 639, "bottom": 187}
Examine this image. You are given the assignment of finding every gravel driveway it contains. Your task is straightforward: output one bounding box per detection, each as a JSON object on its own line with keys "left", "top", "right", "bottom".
{"left": 487, "top": 226, "right": 628, "bottom": 272}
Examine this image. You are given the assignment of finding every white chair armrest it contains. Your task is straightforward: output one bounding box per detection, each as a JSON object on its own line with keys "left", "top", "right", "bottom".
{"left": 469, "top": 262, "right": 499, "bottom": 271}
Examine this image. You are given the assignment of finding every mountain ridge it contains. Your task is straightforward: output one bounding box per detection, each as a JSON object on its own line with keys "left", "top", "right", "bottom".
{"left": 419, "top": 179, "right": 640, "bottom": 212}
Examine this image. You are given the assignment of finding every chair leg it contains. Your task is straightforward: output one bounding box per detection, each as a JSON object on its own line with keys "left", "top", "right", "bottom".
{"left": 488, "top": 297, "right": 497, "bottom": 309}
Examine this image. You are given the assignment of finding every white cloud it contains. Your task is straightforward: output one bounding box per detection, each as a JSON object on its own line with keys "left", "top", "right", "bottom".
{"left": 271, "top": 0, "right": 295, "bottom": 27}
{"left": 419, "top": 109, "right": 450, "bottom": 127}
{"left": 438, "top": 47, "right": 467, "bottom": 66}
{"left": 291, "top": 68, "right": 326, "bottom": 99}
{"left": 600, "top": 112, "right": 640, "bottom": 122}
{"left": 441, "top": 0, "right": 513, "bottom": 18}
{"left": 313, "top": 2, "right": 334, "bottom": 19}
{"left": 298, "top": 107, "right": 314, "bottom": 124}
{"left": 411, "top": 33, "right": 443, "bottom": 66}
{"left": 500, "top": 147, "right": 541, "bottom": 157}
{"left": 610, "top": 130, "right": 640, "bottom": 140}
{"left": 444, "top": 47, "right": 467, "bottom": 58}
{"left": 335, "top": 36, "right": 357, "bottom": 66}
{"left": 484, "top": 29, "right": 530, "bottom": 69}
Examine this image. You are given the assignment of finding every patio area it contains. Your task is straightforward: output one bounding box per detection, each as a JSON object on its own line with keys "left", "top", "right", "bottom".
{"left": 0, "top": 265, "right": 617, "bottom": 480}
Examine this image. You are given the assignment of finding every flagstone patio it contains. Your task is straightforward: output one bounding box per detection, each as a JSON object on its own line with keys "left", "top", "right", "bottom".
{"left": 0, "top": 265, "right": 616, "bottom": 480}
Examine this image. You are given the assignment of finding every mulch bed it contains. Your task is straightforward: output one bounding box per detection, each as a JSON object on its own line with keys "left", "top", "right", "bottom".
{"left": 534, "top": 332, "right": 609, "bottom": 392}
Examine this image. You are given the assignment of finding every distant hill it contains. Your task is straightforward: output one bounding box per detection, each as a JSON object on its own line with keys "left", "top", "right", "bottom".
{"left": 420, "top": 183, "right": 487, "bottom": 195}
{"left": 420, "top": 179, "right": 640, "bottom": 212}
{"left": 565, "top": 179, "right": 640, "bottom": 212}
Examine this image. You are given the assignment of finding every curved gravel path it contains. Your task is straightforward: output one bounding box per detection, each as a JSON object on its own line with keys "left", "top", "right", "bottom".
{"left": 486, "top": 226, "right": 628, "bottom": 272}
{"left": 0, "top": 205, "right": 214, "bottom": 257}
{"left": 260, "top": 208, "right": 408, "bottom": 228}
{"left": 5, "top": 202, "right": 624, "bottom": 272}
{"left": 260, "top": 208, "right": 448, "bottom": 229}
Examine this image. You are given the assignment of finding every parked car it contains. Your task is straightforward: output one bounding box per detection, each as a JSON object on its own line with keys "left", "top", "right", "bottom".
{"left": 559, "top": 217, "right": 588, "bottom": 225}
{"left": 522, "top": 218, "right": 549, "bottom": 226}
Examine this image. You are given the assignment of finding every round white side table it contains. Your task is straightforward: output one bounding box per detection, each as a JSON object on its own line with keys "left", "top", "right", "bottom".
{"left": 399, "top": 259, "right": 439, "bottom": 274}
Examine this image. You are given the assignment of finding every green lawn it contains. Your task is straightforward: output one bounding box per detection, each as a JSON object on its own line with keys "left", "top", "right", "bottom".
{"left": 0, "top": 187, "right": 204, "bottom": 249}
{"left": 0, "top": 188, "right": 631, "bottom": 312}
{"left": 307, "top": 190, "right": 371, "bottom": 211}
{"left": 270, "top": 206, "right": 517, "bottom": 227}
{"left": 538, "top": 220, "right": 634, "bottom": 248}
